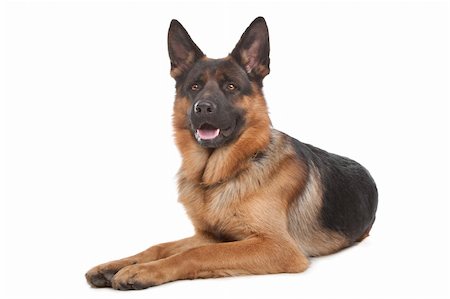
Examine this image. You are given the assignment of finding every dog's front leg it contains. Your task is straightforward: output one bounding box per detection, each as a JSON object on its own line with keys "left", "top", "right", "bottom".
{"left": 86, "top": 234, "right": 216, "bottom": 288}
{"left": 111, "top": 236, "right": 309, "bottom": 290}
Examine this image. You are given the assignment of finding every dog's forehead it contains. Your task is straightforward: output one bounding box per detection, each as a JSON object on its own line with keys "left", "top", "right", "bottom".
{"left": 187, "top": 57, "right": 246, "bottom": 81}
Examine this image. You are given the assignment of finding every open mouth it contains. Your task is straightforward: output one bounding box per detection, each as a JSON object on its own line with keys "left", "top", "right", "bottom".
{"left": 196, "top": 124, "right": 220, "bottom": 140}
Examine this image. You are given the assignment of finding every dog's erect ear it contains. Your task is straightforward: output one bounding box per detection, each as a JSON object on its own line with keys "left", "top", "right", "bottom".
{"left": 231, "top": 17, "right": 270, "bottom": 81}
{"left": 168, "top": 20, "right": 205, "bottom": 79}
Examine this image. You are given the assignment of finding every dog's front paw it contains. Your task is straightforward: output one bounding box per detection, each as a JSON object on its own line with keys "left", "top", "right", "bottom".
{"left": 111, "top": 263, "right": 165, "bottom": 290}
{"left": 85, "top": 259, "right": 136, "bottom": 288}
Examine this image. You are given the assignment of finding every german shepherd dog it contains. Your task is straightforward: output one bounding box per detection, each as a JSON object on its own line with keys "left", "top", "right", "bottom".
{"left": 86, "top": 17, "right": 378, "bottom": 290}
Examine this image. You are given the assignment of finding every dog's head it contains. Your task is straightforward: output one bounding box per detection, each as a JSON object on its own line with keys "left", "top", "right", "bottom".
{"left": 169, "top": 17, "right": 270, "bottom": 149}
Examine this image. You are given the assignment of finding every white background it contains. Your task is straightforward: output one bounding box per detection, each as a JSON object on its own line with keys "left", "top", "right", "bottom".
{"left": 1, "top": 0, "right": 449, "bottom": 298}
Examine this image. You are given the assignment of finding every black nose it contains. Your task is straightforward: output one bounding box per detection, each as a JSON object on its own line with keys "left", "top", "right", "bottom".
{"left": 194, "top": 100, "right": 217, "bottom": 115}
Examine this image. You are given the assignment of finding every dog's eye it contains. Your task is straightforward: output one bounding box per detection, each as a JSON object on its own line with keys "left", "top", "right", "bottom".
{"left": 191, "top": 83, "right": 201, "bottom": 91}
{"left": 226, "top": 83, "right": 237, "bottom": 91}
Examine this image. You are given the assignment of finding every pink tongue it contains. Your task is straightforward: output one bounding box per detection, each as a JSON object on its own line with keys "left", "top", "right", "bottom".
{"left": 197, "top": 128, "right": 220, "bottom": 140}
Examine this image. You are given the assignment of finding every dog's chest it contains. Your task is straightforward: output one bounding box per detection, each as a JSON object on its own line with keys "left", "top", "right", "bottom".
{"left": 180, "top": 177, "right": 257, "bottom": 241}
{"left": 204, "top": 182, "right": 256, "bottom": 240}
